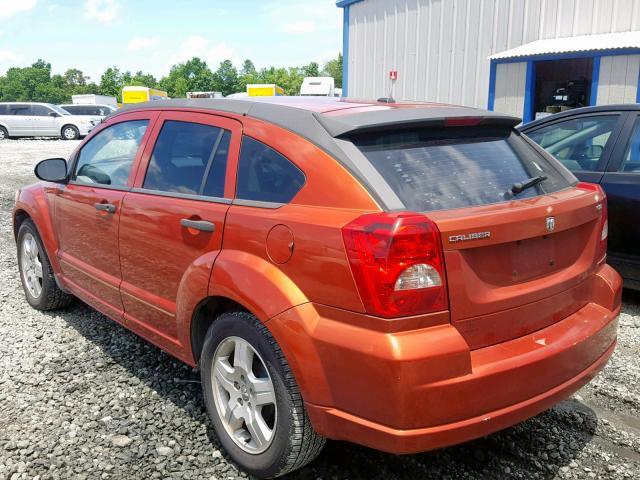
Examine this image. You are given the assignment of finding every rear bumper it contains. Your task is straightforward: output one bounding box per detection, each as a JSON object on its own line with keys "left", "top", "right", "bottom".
{"left": 267, "top": 264, "right": 621, "bottom": 454}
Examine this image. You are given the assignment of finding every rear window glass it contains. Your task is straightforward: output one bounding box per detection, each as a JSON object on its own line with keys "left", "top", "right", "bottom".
{"left": 351, "top": 127, "right": 571, "bottom": 212}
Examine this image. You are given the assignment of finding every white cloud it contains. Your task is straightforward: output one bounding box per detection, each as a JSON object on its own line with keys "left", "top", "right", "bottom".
{"left": 127, "top": 36, "right": 158, "bottom": 52}
{"left": 168, "top": 36, "right": 237, "bottom": 68}
{"left": 283, "top": 20, "right": 316, "bottom": 34}
{"left": 0, "top": 49, "right": 18, "bottom": 62}
{"left": 84, "top": 0, "right": 120, "bottom": 25}
{"left": 0, "top": 0, "right": 37, "bottom": 19}
{"left": 264, "top": 0, "right": 341, "bottom": 36}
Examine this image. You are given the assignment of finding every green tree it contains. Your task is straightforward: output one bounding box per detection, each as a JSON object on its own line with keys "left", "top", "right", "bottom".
{"left": 159, "top": 57, "right": 215, "bottom": 97}
{"left": 131, "top": 71, "right": 157, "bottom": 88}
{"left": 237, "top": 59, "right": 259, "bottom": 93}
{"left": 99, "top": 67, "right": 124, "bottom": 100}
{"left": 322, "top": 53, "right": 343, "bottom": 88}
{"left": 302, "top": 61, "right": 320, "bottom": 78}
{"left": 213, "top": 60, "right": 239, "bottom": 96}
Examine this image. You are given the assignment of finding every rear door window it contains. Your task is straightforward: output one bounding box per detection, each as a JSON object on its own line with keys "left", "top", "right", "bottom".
{"left": 9, "top": 105, "right": 30, "bottom": 115}
{"left": 30, "top": 105, "right": 53, "bottom": 116}
{"left": 350, "top": 127, "right": 571, "bottom": 212}
{"left": 0, "top": 105, "right": 8, "bottom": 115}
{"left": 143, "top": 120, "right": 229, "bottom": 197}
{"left": 620, "top": 117, "right": 640, "bottom": 173}
{"left": 236, "top": 137, "right": 305, "bottom": 204}
{"left": 525, "top": 115, "right": 619, "bottom": 172}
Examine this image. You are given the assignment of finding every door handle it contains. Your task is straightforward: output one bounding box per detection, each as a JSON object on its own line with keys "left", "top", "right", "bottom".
{"left": 181, "top": 219, "right": 215, "bottom": 232}
{"left": 94, "top": 203, "right": 116, "bottom": 213}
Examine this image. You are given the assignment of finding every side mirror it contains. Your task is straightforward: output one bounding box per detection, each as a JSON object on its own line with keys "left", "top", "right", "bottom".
{"left": 48, "top": 111, "right": 61, "bottom": 117}
{"left": 35, "top": 158, "right": 68, "bottom": 182}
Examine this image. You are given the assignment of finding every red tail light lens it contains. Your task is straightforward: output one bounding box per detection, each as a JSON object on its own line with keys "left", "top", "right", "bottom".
{"left": 342, "top": 212, "right": 448, "bottom": 318}
{"left": 577, "top": 182, "right": 608, "bottom": 264}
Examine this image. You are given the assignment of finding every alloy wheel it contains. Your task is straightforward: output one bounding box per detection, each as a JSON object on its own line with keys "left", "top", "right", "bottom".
{"left": 63, "top": 127, "right": 77, "bottom": 140}
{"left": 20, "top": 233, "right": 43, "bottom": 298}
{"left": 211, "top": 336, "right": 277, "bottom": 454}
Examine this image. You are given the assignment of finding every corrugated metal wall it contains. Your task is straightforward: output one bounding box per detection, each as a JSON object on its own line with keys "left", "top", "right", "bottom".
{"left": 597, "top": 54, "right": 640, "bottom": 104}
{"left": 347, "top": 0, "right": 640, "bottom": 107}
{"left": 493, "top": 62, "right": 527, "bottom": 116}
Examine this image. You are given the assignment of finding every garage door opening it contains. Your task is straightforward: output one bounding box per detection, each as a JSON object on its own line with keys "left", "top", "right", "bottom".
{"left": 533, "top": 58, "right": 593, "bottom": 120}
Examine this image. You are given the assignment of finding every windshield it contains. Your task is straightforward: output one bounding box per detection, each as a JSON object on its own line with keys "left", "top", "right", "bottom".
{"left": 48, "top": 104, "right": 70, "bottom": 116}
{"left": 350, "top": 126, "right": 572, "bottom": 212}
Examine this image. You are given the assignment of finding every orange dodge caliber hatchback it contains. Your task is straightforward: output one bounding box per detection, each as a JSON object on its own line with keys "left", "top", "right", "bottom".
{"left": 14, "top": 97, "right": 621, "bottom": 478}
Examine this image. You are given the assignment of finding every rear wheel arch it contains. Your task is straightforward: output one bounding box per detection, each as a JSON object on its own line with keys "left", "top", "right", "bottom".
{"left": 190, "top": 296, "right": 249, "bottom": 365}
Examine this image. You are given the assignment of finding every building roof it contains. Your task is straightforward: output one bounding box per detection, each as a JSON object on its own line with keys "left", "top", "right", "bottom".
{"left": 489, "top": 31, "right": 640, "bottom": 60}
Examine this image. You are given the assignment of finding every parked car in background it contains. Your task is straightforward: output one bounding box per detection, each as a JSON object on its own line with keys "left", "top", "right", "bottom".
{"left": 71, "top": 94, "right": 117, "bottom": 108}
{"left": 0, "top": 102, "right": 96, "bottom": 140}
{"left": 520, "top": 104, "right": 640, "bottom": 290}
{"left": 14, "top": 97, "right": 620, "bottom": 478}
{"left": 59, "top": 103, "right": 116, "bottom": 123}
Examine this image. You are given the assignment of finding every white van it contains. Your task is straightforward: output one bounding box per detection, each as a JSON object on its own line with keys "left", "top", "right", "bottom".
{"left": 0, "top": 102, "right": 97, "bottom": 140}
{"left": 299, "top": 77, "right": 335, "bottom": 97}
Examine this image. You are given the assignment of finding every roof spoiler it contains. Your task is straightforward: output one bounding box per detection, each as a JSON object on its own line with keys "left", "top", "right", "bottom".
{"left": 314, "top": 108, "right": 521, "bottom": 138}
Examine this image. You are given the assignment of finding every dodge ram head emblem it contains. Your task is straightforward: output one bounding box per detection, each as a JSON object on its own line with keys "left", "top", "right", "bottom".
{"left": 546, "top": 217, "right": 555, "bottom": 232}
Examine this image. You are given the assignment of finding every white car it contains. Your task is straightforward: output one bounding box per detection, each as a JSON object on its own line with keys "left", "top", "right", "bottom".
{"left": 0, "top": 102, "right": 97, "bottom": 140}
{"left": 59, "top": 103, "right": 116, "bottom": 123}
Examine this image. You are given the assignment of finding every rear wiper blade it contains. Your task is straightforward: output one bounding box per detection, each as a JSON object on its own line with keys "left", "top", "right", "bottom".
{"left": 504, "top": 175, "right": 547, "bottom": 199}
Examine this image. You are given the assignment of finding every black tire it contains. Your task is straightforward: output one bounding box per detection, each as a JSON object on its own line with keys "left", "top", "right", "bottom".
{"left": 200, "top": 311, "right": 325, "bottom": 478}
{"left": 0, "top": 126, "right": 8, "bottom": 140}
{"left": 60, "top": 125, "right": 79, "bottom": 140}
{"left": 17, "top": 219, "right": 73, "bottom": 310}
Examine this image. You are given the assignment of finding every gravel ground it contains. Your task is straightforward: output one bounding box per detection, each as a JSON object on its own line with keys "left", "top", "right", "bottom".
{"left": 0, "top": 139, "right": 639, "bottom": 480}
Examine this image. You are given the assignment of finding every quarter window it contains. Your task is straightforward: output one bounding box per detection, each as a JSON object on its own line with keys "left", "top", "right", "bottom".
{"left": 525, "top": 115, "right": 618, "bottom": 172}
{"left": 73, "top": 120, "right": 148, "bottom": 187}
{"left": 236, "top": 137, "right": 305, "bottom": 204}
{"left": 143, "top": 120, "right": 230, "bottom": 197}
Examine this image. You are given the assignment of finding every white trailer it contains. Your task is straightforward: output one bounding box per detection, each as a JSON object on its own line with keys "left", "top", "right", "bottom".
{"left": 187, "top": 91, "right": 224, "bottom": 99}
{"left": 299, "top": 77, "right": 335, "bottom": 97}
{"left": 71, "top": 94, "right": 118, "bottom": 108}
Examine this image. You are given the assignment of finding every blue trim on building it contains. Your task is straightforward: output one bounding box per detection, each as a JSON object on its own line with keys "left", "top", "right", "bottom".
{"left": 487, "top": 60, "right": 497, "bottom": 110}
{"left": 336, "top": 0, "right": 364, "bottom": 7}
{"left": 342, "top": 5, "right": 349, "bottom": 97}
{"left": 523, "top": 61, "right": 536, "bottom": 123}
{"left": 590, "top": 56, "right": 601, "bottom": 106}
{"left": 491, "top": 48, "right": 640, "bottom": 65}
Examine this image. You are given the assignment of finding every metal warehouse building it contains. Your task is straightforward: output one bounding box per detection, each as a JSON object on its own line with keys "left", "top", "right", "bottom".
{"left": 337, "top": 0, "right": 640, "bottom": 122}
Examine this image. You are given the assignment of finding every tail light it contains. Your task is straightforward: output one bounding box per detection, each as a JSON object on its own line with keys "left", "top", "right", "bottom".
{"left": 577, "top": 182, "right": 608, "bottom": 264}
{"left": 342, "top": 212, "right": 448, "bottom": 318}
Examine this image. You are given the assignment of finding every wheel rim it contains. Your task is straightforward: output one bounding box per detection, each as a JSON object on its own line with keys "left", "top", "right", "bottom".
{"left": 211, "top": 336, "right": 277, "bottom": 454}
{"left": 20, "top": 233, "right": 43, "bottom": 299}
{"left": 63, "top": 127, "right": 76, "bottom": 139}
{"left": 0, "top": 129, "right": 6, "bottom": 139}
